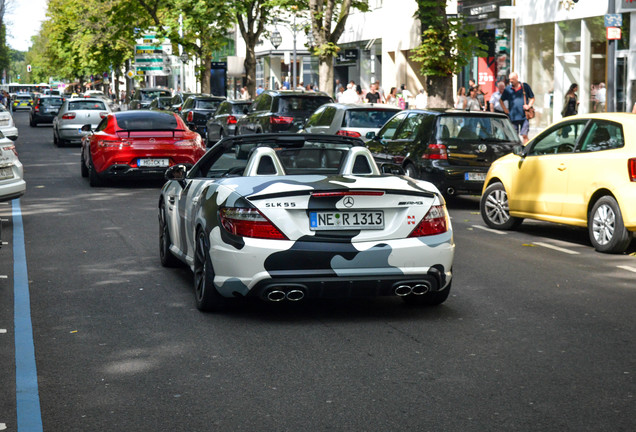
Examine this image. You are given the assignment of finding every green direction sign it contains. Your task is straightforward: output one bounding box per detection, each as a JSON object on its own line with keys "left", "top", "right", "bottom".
{"left": 135, "top": 45, "right": 163, "bottom": 55}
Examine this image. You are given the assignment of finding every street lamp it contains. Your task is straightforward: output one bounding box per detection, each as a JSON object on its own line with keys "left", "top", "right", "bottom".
{"left": 270, "top": 29, "right": 283, "bottom": 49}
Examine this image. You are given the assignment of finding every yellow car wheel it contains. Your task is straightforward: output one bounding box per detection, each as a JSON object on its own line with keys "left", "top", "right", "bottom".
{"left": 481, "top": 182, "right": 523, "bottom": 230}
{"left": 588, "top": 196, "right": 633, "bottom": 254}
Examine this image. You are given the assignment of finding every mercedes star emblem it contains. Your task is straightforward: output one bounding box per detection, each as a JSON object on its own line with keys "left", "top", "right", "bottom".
{"left": 343, "top": 196, "right": 355, "bottom": 208}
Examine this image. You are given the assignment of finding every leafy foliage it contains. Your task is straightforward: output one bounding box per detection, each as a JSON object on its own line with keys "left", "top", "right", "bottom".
{"left": 410, "top": 0, "right": 486, "bottom": 77}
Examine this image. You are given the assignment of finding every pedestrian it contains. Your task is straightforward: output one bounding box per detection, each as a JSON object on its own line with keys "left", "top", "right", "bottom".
{"left": 466, "top": 87, "right": 482, "bottom": 111}
{"left": 475, "top": 84, "right": 486, "bottom": 110}
{"left": 374, "top": 81, "right": 386, "bottom": 103}
{"left": 365, "top": 83, "right": 381, "bottom": 104}
{"left": 386, "top": 87, "right": 398, "bottom": 106}
{"left": 355, "top": 84, "right": 364, "bottom": 103}
{"left": 333, "top": 79, "right": 341, "bottom": 98}
{"left": 489, "top": 81, "right": 507, "bottom": 114}
{"left": 501, "top": 72, "right": 535, "bottom": 144}
{"left": 561, "top": 83, "right": 579, "bottom": 117}
{"left": 468, "top": 79, "right": 476, "bottom": 90}
{"left": 341, "top": 82, "right": 358, "bottom": 103}
{"left": 336, "top": 86, "right": 345, "bottom": 103}
{"left": 454, "top": 87, "right": 467, "bottom": 110}
{"left": 256, "top": 84, "right": 264, "bottom": 96}
{"left": 398, "top": 84, "right": 413, "bottom": 109}
{"left": 240, "top": 86, "right": 251, "bottom": 100}
{"left": 594, "top": 82, "right": 606, "bottom": 113}
{"left": 414, "top": 89, "right": 427, "bottom": 109}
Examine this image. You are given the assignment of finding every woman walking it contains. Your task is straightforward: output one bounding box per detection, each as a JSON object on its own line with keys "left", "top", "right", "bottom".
{"left": 561, "top": 83, "right": 579, "bottom": 117}
{"left": 455, "top": 87, "right": 467, "bottom": 110}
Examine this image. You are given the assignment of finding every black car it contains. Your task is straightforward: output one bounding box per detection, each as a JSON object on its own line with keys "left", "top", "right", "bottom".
{"left": 204, "top": 100, "right": 252, "bottom": 146}
{"left": 129, "top": 87, "right": 172, "bottom": 110}
{"left": 366, "top": 109, "right": 521, "bottom": 198}
{"left": 180, "top": 95, "right": 226, "bottom": 137}
{"left": 30, "top": 95, "right": 65, "bottom": 126}
{"left": 169, "top": 92, "right": 196, "bottom": 113}
{"left": 236, "top": 90, "right": 333, "bottom": 135}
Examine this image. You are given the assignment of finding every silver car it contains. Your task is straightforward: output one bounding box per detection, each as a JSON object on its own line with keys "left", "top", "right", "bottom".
{"left": 0, "top": 132, "right": 25, "bottom": 202}
{"left": 53, "top": 98, "right": 112, "bottom": 146}
{"left": 0, "top": 104, "right": 18, "bottom": 141}
{"left": 302, "top": 103, "right": 401, "bottom": 138}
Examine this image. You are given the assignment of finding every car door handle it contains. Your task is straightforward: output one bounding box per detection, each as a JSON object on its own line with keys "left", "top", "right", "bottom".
{"left": 168, "top": 195, "right": 175, "bottom": 205}
{"left": 558, "top": 164, "right": 567, "bottom": 171}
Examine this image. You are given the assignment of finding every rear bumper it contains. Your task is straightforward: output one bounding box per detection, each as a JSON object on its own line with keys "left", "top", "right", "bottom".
{"left": 102, "top": 163, "right": 193, "bottom": 179}
{"left": 0, "top": 126, "right": 18, "bottom": 140}
{"left": 32, "top": 113, "right": 57, "bottom": 123}
{"left": 0, "top": 179, "right": 26, "bottom": 202}
{"left": 419, "top": 164, "right": 488, "bottom": 196}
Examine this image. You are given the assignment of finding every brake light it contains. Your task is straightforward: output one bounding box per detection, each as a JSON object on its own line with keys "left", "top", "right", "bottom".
{"left": 34, "top": 105, "right": 40, "bottom": 112}
{"left": 2, "top": 144, "right": 17, "bottom": 156}
{"left": 336, "top": 130, "right": 362, "bottom": 138}
{"left": 220, "top": 207, "right": 287, "bottom": 240}
{"left": 187, "top": 111, "right": 193, "bottom": 122}
{"left": 98, "top": 139, "right": 131, "bottom": 148}
{"left": 100, "top": 112, "right": 108, "bottom": 119}
{"left": 270, "top": 115, "right": 294, "bottom": 125}
{"left": 226, "top": 115, "right": 237, "bottom": 125}
{"left": 422, "top": 144, "right": 448, "bottom": 160}
{"left": 629, "top": 158, "right": 636, "bottom": 182}
{"left": 62, "top": 112, "right": 76, "bottom": 120}
{"left": 408, "top": 205, "right": 449, "bottom": 237}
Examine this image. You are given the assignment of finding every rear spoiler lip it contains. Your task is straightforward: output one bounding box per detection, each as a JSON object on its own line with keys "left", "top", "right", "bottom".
{"left": 115, "top": 128, "right": 186, "bottom": 138}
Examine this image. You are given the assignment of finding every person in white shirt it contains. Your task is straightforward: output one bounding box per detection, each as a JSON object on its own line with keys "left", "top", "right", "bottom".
{"left": 341, "top": 82, "right": 359, "bottom": 104}
{"left": 595, "top": 82, "right": 606, "bottom": 113}
{"left": 414, "top": 89, "right": 427, "bottom": 109}
{"left": 489, "top": 81, "right": 507, "bottom": 114}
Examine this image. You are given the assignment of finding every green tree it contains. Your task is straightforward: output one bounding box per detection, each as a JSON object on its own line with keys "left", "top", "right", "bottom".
{"left": 410, "top": 0, "right": 486, "bottom": 107}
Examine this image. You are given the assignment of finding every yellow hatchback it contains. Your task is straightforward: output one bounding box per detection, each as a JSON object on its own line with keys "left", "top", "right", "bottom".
{"left": 480, "top": 113, "right": 636, "bottom": 253}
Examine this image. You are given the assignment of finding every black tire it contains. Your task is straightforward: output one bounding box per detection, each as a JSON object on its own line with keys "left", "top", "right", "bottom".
{"left": 402, "top": 283, "right": 451, "bottom": 306}
{"left": 80, "top": 151, "right": 88, "bottom": 178}
{"left": 159, "top": 203, "right": 181, "bottom": 267}
{"left": 480, "top": 182, "right": 523, "bottom": 230}
{"left": 29, "top": 117, "right": 36, "bottom": 127}
{"left": 588, "top": 196, "right": 633, "bottom": 254}
{"left": 193, "top": 229, "right": 230, "bottom": 312}
{"left": 53, "top": 131, "right": 59, "bottom": 147}
{"left": 403, "top": 162, "right": 417, "bottom": 178}
{"left": 88, "top": 154, "right": 105, "bottom": 187}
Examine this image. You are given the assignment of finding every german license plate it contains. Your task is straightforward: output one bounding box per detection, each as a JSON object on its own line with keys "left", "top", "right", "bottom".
{"left": 138, "top": 158, "right": 169, "bottom": 168}
{"left": 309, "top": 211, "right": 384, "bottom": 230}
{"left": 465, "top": 172, "right": 486, "bottom": 181}
{"left": 0, "top": 166, "right": 13, "bottom": 180}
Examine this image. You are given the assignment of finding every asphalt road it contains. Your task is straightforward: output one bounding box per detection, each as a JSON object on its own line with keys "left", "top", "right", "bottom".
{"left": 1, "top": 110, "right": 635, "bottom": 431}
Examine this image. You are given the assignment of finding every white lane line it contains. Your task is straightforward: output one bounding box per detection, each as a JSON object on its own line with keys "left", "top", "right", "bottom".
{"left": 0, "top": 422, "right": 7, "bottom": 430}
{"left": 534, "top": 241, "right": 580, "bottom": 255}
{"left": 0, "top": 275, "right": 7, "bottom": 279}
{"left": 0, "top": 329, "right": 6, "bottom": 333}
{"left": 472, "top": 225, "right": 508, "bottom": 235}
{"left": 617, "top": 265, "right": 636, "bottom": 273}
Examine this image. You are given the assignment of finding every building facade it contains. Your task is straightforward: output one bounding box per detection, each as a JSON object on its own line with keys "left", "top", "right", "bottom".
{"left": 507, "top": 0, "right": 635, "bottom": 131}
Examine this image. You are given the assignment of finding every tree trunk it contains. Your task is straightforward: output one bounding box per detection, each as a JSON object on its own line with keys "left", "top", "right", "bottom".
{"left": 244, "top": 44, "right": 257, "bottom": 99}
{"left": 425, "top": 75, "right": 454, "bottom": 108}
{"left": 318, "top": 56, "right": 333, "bottom": 96}
{"left": 200, "top": 53, "right": 211, "bottom": 94}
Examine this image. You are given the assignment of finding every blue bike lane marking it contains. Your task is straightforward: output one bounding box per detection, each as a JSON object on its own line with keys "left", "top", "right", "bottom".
{"left": 13, "top": 199, "right": 43, "bottom": 431}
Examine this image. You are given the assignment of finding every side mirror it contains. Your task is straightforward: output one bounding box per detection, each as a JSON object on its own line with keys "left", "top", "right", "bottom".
{"left": 80, "top": 124, "right": 92, "bottom": 132}
{"left": 165, "top": 164, "right": 187, "bottom": 181}
{"left": 365, "top": 131, "right": 376, "bottom": 140}
{"left": 512, "top": 145, "right": 525, "bottom": 156}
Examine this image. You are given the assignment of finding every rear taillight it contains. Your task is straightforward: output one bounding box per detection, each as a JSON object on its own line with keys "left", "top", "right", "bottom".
{"left": 422, "top": 144, "right": 448, "bottom": 160}
{"left": 408, "top": 205, "right": 449, "bottom": 237}
{"left": 62, "top": 112, "right": 76, "bottom": 120}
{"left": 34, "top": 105, "right": 40, "bottom": 112}
{"left": 226, "top": 115, "right": 237, "bottom": 125}
{"left": 98, "top": 139, "right": 131, "bottom": 148}
{"left": 100, "top": 112, "right": 108, "bottom": 119}
{"left": 336, "top": 130, "right": 362, "bottom": 138}
{"left": 270, "top": 115, "right": 294, "bottom": 125}
{"left": 629, "top": 158, "right": 636, "bottom": 182}
{"left": 2, "top": 144, "right": 17, "bottom": 156}
{"left": 187, "top": 111, "right": 193, "bottom": 122}
{"left": 220, "top": 207, "right": 287, "bottom": 240}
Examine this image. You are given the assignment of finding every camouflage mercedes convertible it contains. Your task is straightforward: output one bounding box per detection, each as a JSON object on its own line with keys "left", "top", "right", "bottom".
{"left": 158, "top": 133, "right": 455, "bottom": 312}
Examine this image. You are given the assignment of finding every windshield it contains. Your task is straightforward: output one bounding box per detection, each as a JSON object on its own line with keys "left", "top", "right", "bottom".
{"left": 437, "top": 116, "right": 520, "bottom": 142}
{"left": 344, "top": 109, "right": 398, "bottom": 128}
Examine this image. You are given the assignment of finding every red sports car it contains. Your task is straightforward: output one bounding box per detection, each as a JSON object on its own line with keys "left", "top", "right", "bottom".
{"left": 80, "top": 110, "right": 206, "bottom": 186}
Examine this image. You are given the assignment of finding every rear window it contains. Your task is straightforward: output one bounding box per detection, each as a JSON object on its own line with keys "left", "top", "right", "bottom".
{"left": 278, "top": 96, "right": 332, "bottom": 114}
{"left": 16, "top": 95, "right": 31, "bottom": 101}
{"left": 196, "top": 100, "right": 222, "bottom": 110}
{"left": 437, "top": 116, "right": 519, "bottom": 142}
{"left": 141, "top": 90, "right": 172, "bottom": 101}
{"left": 42, "top": 98, "right": 64, "bottom": 106}
{"left": 232, "top": 103, "right": 250, "bottom": 114}
{"left": 344, "top": 109, "right": 399, "bottom": 128}
{"left": 68, "top": 101, "right": 106, "bottom": 110}
{"left": 116, "top": 113, "right": 179, "bottom": 130}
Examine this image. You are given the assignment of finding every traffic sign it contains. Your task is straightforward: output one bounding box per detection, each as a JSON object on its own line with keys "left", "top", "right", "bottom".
{"left": 607, "top": 27, "right": 622, "bottom": 40}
